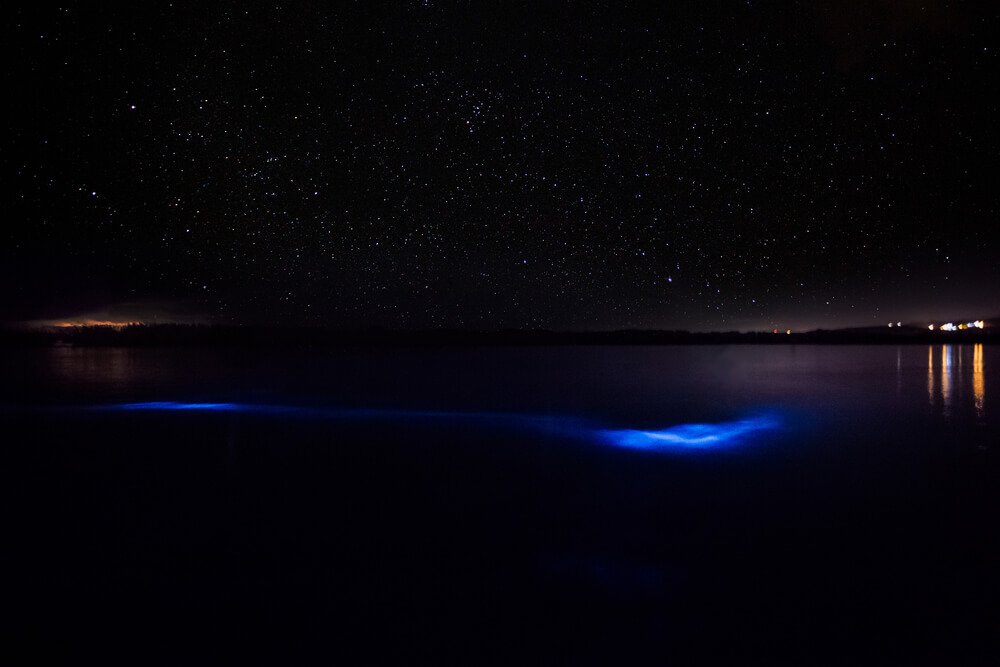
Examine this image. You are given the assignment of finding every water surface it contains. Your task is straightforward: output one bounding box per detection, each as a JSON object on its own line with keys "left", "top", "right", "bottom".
{"left": 6, "top": 345, "right": 998, "bottom": 662}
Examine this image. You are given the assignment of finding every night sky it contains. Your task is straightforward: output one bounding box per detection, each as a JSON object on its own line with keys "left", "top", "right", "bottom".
{"left": 5, "top": 2, "right": 999, "bottom": 331}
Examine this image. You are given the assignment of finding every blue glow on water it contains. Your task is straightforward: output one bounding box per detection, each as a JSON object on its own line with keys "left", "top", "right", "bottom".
{"left": 108, "top": 402, "right": 514, "bottom": 420}
{"left": 99, "top": 401, "right": 783, "bottom": 453}
{"left": 600, "top": 415, "right": 780, "bottom": 451}
{"left": 116, "top": 401, "right": 243, "bottom": 411}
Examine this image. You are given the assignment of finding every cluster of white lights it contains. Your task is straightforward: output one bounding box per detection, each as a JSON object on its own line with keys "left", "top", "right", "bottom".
{"left": 931, "top": 320, "right": 985, "bottom": 332}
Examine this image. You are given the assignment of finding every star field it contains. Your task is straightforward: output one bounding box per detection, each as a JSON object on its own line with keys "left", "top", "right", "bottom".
{"left": 6, "top": 2, "right": 999, "bottom": 330}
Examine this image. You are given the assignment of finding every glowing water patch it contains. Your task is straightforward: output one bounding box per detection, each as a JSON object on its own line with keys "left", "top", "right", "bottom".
{"left": 100, "top": 402, "right": 782, "bottom": 452}
{"left": 601, "top": 415, "right": 779, "bottom": 451}
{"left": 115, "top": 401, "right": 243, "bottom": 411}
{"left": 107, "top": 402, "right": 504, "bottom": 420}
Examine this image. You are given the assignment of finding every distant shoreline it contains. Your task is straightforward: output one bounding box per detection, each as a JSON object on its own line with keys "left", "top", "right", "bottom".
{"left": 1, "top": 324, "right": 996, "bottom": 348}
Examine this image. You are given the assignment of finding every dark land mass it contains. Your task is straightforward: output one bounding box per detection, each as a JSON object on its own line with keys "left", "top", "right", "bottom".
{"left": 1, "top": 322, "right": 997, "bottom": 347}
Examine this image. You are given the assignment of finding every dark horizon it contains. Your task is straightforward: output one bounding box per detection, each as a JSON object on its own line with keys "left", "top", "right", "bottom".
{"left": 4, "top": 319, "right": 997, "bottom": 350}
{"left": 5, "top": 300, "right": 1000, "bottom": 335}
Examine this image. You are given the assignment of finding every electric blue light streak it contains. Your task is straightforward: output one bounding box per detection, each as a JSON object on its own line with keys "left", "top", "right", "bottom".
{"left": 600, "top": 415, "right": 780, "bottom": 450}
{"left": 116, "top": 402, "right": 243, "bottom": 411}
{"left": 100, "top": 401, "right": 782, "bottom": 452}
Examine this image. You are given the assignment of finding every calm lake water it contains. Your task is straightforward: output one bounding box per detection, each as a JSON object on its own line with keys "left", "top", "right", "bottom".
{"left": 5, "top": 345, "right": 998, "bottom": 663}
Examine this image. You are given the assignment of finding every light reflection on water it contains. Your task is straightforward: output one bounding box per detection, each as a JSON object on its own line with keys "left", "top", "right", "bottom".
{"left": 927, "top": 345, "right": 934, "bottom": 406}
{"left": 942, "top": 345, "right": 952, "bottom": 413}
{"left": 974, "top": 343, "right": 985, "bottom": 419}
{"left": 4, "top": 345, "right": 992, "bottom": 439}
{"left": 926, "top": 344, "right": 985, "bottom": 419}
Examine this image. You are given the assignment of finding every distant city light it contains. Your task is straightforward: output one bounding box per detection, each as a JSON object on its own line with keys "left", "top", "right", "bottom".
{"left": 931, "top": 320, "right": 985, "bottom": 332}
{"left": 55, "top": 320, "right": 143, "bottom": 329}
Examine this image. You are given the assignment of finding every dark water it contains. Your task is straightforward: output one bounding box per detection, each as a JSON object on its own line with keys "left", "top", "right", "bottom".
{"left": 5, "top": 345, "right": 998, "bottom": 663}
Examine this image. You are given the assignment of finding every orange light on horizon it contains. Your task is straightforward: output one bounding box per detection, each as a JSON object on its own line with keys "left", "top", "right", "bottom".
{"left": 54, "top": 320, "right": 144, "bottom": 329}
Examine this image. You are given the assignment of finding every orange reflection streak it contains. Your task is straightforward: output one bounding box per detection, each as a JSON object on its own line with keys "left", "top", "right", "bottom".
{"left": 941, "top": 345, "right": 952, "bottom": 413}
{"left": 927, "top": 345, "right": 934, "bottom": 406}
{"left": 973, "top": 343, "right": 984, "bottom": 418}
